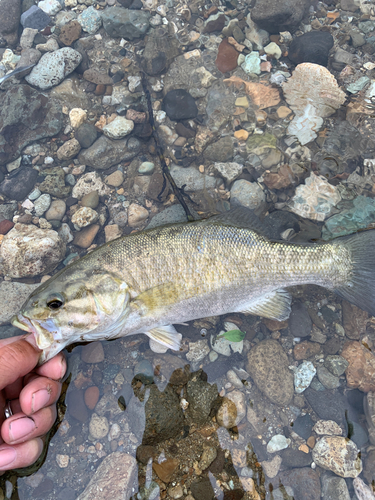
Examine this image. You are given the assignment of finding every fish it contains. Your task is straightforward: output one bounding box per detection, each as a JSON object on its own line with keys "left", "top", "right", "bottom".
{"left": 0, "top": 64, "right": 35, "bottom": 85}
{"left": 11, "top": 208, "right": 375, "bottom": 364}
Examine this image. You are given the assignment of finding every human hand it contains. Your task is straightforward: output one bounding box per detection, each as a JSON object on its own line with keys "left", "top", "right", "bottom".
{"left": 0, "top": 335, "right": 66, "bottom": 471}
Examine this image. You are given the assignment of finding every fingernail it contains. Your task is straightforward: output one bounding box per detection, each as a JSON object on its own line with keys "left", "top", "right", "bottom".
{"left": 32, "top": 389, "right": 51, "bottom": 413}
{"left": 9, "top": 417, "right": 36, "bottom": 442}
{"left": 0, "top": 448, "right": 17, "bottom": 468}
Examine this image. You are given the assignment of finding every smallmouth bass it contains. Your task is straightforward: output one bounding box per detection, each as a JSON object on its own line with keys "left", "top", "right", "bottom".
{"left": 11, "top": 208, "right": 375, "bottom": 363}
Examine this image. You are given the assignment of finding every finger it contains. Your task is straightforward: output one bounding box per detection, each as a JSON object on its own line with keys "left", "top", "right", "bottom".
{"left": 4, "top": 378, "right": 23, "bottom": 401}
{"left": 2, "top": 406, "right": 56, "bottom": 445}
{"left": 0, "top": 338, "right": 41, "bottom": 390}
{"left": 34, "top": 352, "right": 67, "bottom": 381}
{"left": 19, "top": 377, "right": 62, "bottom": 415}
{"left": 0, "top": 438, "right": 43, "bottom": 471}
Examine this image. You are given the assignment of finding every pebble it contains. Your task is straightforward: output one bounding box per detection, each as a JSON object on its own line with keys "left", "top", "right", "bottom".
{"left": 77, "top": 6, "right": 102, "bottom": 35}
{"left": 341, "top": 341, "right": 375, "bottom": 392}
{"left": 89, "top": 413, "right": 109, "bottom": 440}
{"left": 267, "top": 434, "right": 291, "bottom": 453}
{"left": 138, "top": 161, "right": 155, "bottom": 175}
{"left": 226, "top": 369, "right": 243, "bottom": 388}
{"left": 264, "top": 42, "right": 282, "bottom": 59}
{"left": 312, "top": 436, "right": 362, "bottom": 478}
{"left": 230, "top": 179, "right": 266, "bottom": 211}
{"left": 69, "top": 108, "right": 87, "bottom": 129}
{"left": 288, "top": 31, "right": 334, "bottom": 67}
{"left": 104, "top": 224, "right": 121, "bottom": 242}
{"left": 75, "top": 123, "right": 98, "bottom": 149}
{"left": 45, "top": 199, "right": 66, "bottom": 221}
{"left": 162, "top": 89, "right": 198, "bottom": 121}
{"left": 71, "top": 207, "right": 99, "bottom": 228}
{"left": 324, "top": 355, "right": 348, "bottom": 377}
{"left": 103, "top": 116, "right": 134, "bottom": 139}
{"left": 0, "top": 220, "right": 14, "bottom": 235}
{"left": 127, "top": 203, "right": 148, "bottom": 227}
{"left": 59, "top": 20, "right": 82, "bottom": 46}
{"left": 72, "top": 224, "right": 100, "bottom": 249}
{"left": 213, "top": 162, "right": 243, "bottom": 184}
{"left": 57, "top": 138, "right": 81, "bottom": 161}
{"left": 34, "top": 193, "right": 51, "bottom": 217}
{"left": 294, "top": 361, "right": 316, "bottom": 393}
{"left": 0, "top": 223, "right": 65, "bottom": 278}
{"left": 261, "top": 455, "right": 282, "bottom": 478}
{"left": 0, "top": 167, "right": 38, "bottom": 201}
{"left": 353, "top": 477, "right": 375, "bottom": 500}
{"left": 215, "top": 39, "right": 238, "bottom": 73}
{"left": 105, "top": 170, "right": 124, "bottom": 187}
{"left": 78, "top": 135, "right": 141, "bottom": 170}
{"left": 168, "top": 485, "right": 184, "bottom": 499}
{"left": 84, "top": 386, "right": 99, "bottom": 411}
{"left": 216, "top": 390, "right": 246, "bottom": 428}
{"left": 241, "top": 51, "right": 261, "bottom": 75}
{"left": 316, "top": 365, "right": 340, "bottom": 390}
{"left": 312, "top": 420, "right": 342, "bottom": 436}
{"left": 101, "top": 7, "right": 150, "bottom": 40}
{"left": 293, "top": 341, "right": 320, "bottom": 360}
{"left": 21, "top": 5, "right": 51, "bottom": 30}
{"left": 186, "top": 340, "right": 210, "bottom": 364}
{"left": 25, "top": 47, "right": 82, "bottom": 90}
{"left": 289, "top": 302, "right": 312, "bottom": 338}
{"left": 81, "top": 342, "right": 105, "bottom": 363}
{"left": 58, "top": 223, "right": 73, "bottom": 244}
{"left": 0, "top": 282, "right": 40, "bottom": 323}
{"left": 56, "top": 454, "right": 69, "bottom": 468}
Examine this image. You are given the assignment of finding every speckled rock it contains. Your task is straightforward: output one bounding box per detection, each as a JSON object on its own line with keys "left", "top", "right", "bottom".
{"left": 246, "top": 339, "right": 294, "bottom": 406}
{"left": 34, "top": 193, "right": 51, "bottom": 216}
{"left": 186, "top": 374, "right": 218, "bottom": 427}
{"left": 0, "top": 223, "right": 65, "bottom": 278}
{"left": 57, "top": 138, "right": 81, "bottom": 161}
{"left": 25, "top": 47, "right": 82, "bottom": 90}
{"left": 230, "top": 179, "right": 266, "bottom": 211}
{"left": 77, "top": 6, "right": 102, "bottom": 34}
{"left": 89, "top": 413, "right": 109, "bottom": 440}
{"left": 75, "top": 453, "right": 137, "bottom": 500}
{"left": 127, "top": 204, "right": 148, "bottom": 227}
{"left": 212, "top": 162, "right": 243, "bottom": 184}
{"left": 39, "top": 167, "right": 71, "bottom": 198}
{"left": 169, "top": 165, "right": 217, "bottom": 192}
{"left": 186, "top": 340, "right": 210, "bottom": 364}
{"left": 103, "top": 116, "right": 134, "bottom": 139}
{"left": 101, "top": 7, "right": 150, "bottom": 40}
{"left": 312, "top": 420, "right": 342, "bottom": 436}
{"left": 71, "top": 207, "right": 99, "bottom": 228}
{"left": 0, "top": 282, "right": 40, "bottom": 323}
{"left": 216, "top": 390, "right": 246, "bottom": 428}
{"left": 0, "top": 0, "right": 21, "bottom": 47}
{"left": 72, "top": 172, "right": 110, "bottom": 199}
{"left": 78, "top": 135, "right": 141, "bottom": 170}
{"left": 312, "top": 436, "right": 362, "bottom": 478}
{"left": 294, "top": 360, "right": 316, "bottom": 393}
{"left": 341, "top": 341, "right": 375, "bottom": 392}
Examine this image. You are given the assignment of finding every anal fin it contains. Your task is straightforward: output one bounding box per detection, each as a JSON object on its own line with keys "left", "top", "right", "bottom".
{"left": 239, "top": 289, "right": 292, "bottom": 321}
{"left": 144, "top": 324, "right": 182, "bottom": 352}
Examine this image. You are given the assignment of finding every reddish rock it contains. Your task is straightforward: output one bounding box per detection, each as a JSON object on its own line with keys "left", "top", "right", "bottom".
{"left": 72, "top": 224, "right": 100, "bottom": 249}
{"left": 125, "top": 109, "right": 147, "bottom": 123}
{"left": 342, "top": 301, "right": 368, "bottom": 340}
{"left": 215, "top": 39, "right": 239, "bottom": 73}
{"left": 262, "top": 318, "right": 288, "bottom": 331}
{"left": 341, "top": 341, "right": 375, "bottom": 392}
{"left": 204, "top": 13, "right": 225, "bottom": 33}
{"left": 293, "top": 341, "right": 321, "bottom": 361}
{"left": 0, "top": 219, "right": 14, "bottom": 235}
{"left": 81, "top": 341, "right": 105, "bottom": 363}
{"left": 84, "top": 386, "right": 100, "bottom": 410}
{"left": 94, "top": 84, "right": 106, "bottom": 96}
{"left": 152, "top": 458, "right": 179, "bottom": 483}
{"left": 59, "top": 20, "right": 82, "bottom": 46}
{"left": 263, "top": 164, "right": 294, "bottom": 190}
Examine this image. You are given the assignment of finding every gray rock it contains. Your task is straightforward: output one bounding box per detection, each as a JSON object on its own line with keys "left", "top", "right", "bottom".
{"left": 186, "top": 372, "right": 218, "bottom": 426}
{"left": 350, "top": 30, "right": 365, "bottom": 47}
{"left": 289, "top": 301, "right": 312, "bottom": 338}
{"left": 34, "top": 193, "right": 51, "bottom": 216}
{"left": 279, "top": 468, "right": 320, "bottom": 500}
{"left": 0, "top": 168, "right": 38, "bottom": 201}
{"left": 20, "top": 5, "right": 50, "bottom": 31}
{"left": 76, "top": 453, "right": 137, "bottom": 500}
{"left": 316, "top": 365, "right": 340, "bottom": 390}
{"left": 78, "top": 135, "right": 140, "bottom": 170}
{"left": 142, "top": 30, "right": 180, "bottom": 76}
{"left": 25, "top": 47, "right": 82, "bottom": 90}
{"left": 251, "top": 0, "right": 310, "bottom": 33}
{"left": 169, "top": 165, "right": 217, "bottom": 192}
{"left": 0, "top": 0, "right": 21, "bottom": 46}
{"left": 77, "top": 5, "right": 102, "bottom": 34}
{"left": 213, "top": 162, "right": 243, "bottom": 184}
{"left": 246, "top": 339, "right": 294, "bottom": 406}
{"left": 45, "top": 199, "right": 66, "bottom": 221}
{"left": 0, "top": 85, "right": 63, "bottom": 165}
{"left": 230, "top": 179, "right": 266, "bottom": 211}
{"left": 0, "top": 201, "right": 17, "bottom": 220}
{"left": 203, "top": 136, "right": 234, "bottom": 162}
{"left": 0, "top": 282, "right": 40, "bottom": 323}
{"left": 332, "top": 48, "right": 354, "bottom": 70}
{"left": 75, "top": 123, "right": 97, "bottom": 149}
{"left": 146, "top": 205, "right": 189, "bottom": 229}
{"left": 101, "top": 7, "right": 150, "bottom": 40}
{"left": 324, "top": 355, "right": 348, "bottom": 377}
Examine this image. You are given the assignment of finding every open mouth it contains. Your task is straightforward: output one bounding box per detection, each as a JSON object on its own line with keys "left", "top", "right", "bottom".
{"left": 11, "top": 314, "right": 35, "bottom": 334}
{"left": 11, "top": 314, "right": 57, "bottom": 349}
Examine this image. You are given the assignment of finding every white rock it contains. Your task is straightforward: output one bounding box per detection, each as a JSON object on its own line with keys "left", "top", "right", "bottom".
{"left": 102, "top": 116, "right": 134, "bottom": 140}
{"left": 186, "top": 340, "right": 210, "bottom": 363}
{"left": 294, "top": 360, "right": 316, "bottom": 393}
{"left": 0, "top": 224, "right": 65, "bottom": 278}
{"left": 213, "top": 162, "right": 243, "bottom": 183}
{"left": 89, "top": 413, "right": 109, "bottom": 440}
{"left": 69, "top": 108, "right": 87, "bottom": 128}
{"left": 313, "top": 420, "right": 343, "bottom": 436}
{"left": 38, "top": 0, "right": 62, "bottom": 15}
{"left": 72, "top": 171, "right": 110, "bottom": 199}
{"left": 264, "top": 42, "right": 282, "bottom": 59}
{"left": 127, "top": 203, "right": 149, "bottom": 227}
{"left": 58, "top": 223, "right": 74, "bottom": 243}
{"left": 34, "top": 193, "right": 51, "bottom": 217}
{"left": 226, "top": 369, "right": 243, "bottom": 388}
{"left": 0, "top": 282, "right": 40, "bottom": 323}
{"left": 65, "top": 0, "right": 77, "bottom": 6}
{"left": 267, "top": 434, "right": 291, "bottom": 453}
{"left": 6, "top": 157, "right": 21, "bottom": 173}
{"left": 71, "top": 207, "right": 99, "bottom": 228}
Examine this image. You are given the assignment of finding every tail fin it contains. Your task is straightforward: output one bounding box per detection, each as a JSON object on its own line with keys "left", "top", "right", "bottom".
{"left": 334, "top": 230, "right": 375, "bottom": 316}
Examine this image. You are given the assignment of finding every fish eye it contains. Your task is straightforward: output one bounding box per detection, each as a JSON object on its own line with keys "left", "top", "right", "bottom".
{"left": 47, "top": 294, "right": 64, "bottom": 310}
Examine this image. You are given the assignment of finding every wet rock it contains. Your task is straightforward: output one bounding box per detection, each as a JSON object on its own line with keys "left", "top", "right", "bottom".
{"left": 0, "top": 282, "right": 39, "bottom": 323}
{"left": 146, "top": 205, "right": 188, "bottom": 229}
{"left": 72, "top": 224, "right": 100, "bottom": 249}
{"left": 251, "top": 0, "right": 309, "bottom": 33}
{"left": 293, "top": 413, "right": 314, "bottom": 440}
{"left": 204, "top": 136, "right": 234, "bottom": 162}
{"left": 153, "top": 458, "right": 179, "bottom": 483}
{"left": 71, "top": 207, "right": 99, "bottom": 228}
{"left": 217, "top": 390, "right": 246, "bottom": 428}
{"left": 67, "top": 389, "right": 88, "bottom": 423}
{"left": 103, "top": 116, "right": 134, "bottom": 139}
{"left": 279, "top": 468, "right": 320, "bottom": 500}
{"left": 57, "top": 138, "right": 81, "bottom": 161}
{"left": 267, "top": 434, "right": 290, "bottom": 453}
{"left": 84, "top": 386, "right": 99, "bottom": 410}
{"left": 39, "top": 167, "right": 70, "bottom": 198}
{"left": 83, "top": 68, "right": 113, "bottom": 86}
{"left": 0, "top": 168, "right": 38, "bottom": 200}
{"left": 289, "top": 302, "right": 312, "bottom": 338}
{"left": 213, "top": 162, "right": 243, "bottom": 184}
{"left": 21, "top": 5, "right": 50, "bottom": 31}
{"left": 312, "top": 436, "right": 362, "bottom": 477}
{"left": 162, "top": 89, "right": 198, "bottom": 121}
{"left": 280, "top": 448, "right": 312, "bottom": 468}
{"left": 313, "top": 419, "right": 342, "bottom": 436}
{"left": 0, "top": 85, "right": 63, "bottom": 165}
{"left": 190, "top": 477, "right": 215, "bottom": 500}
{"left": 101, "top": 7, "right": 150, "bottom": 40}
{"left": 0, "top": 0, "right": 21, "bottom": 47}
{"left": 25, "top": 48, "right": 82, "bottom": 90}
{"left": 169, "top": 165, "right": 216, "bottom": 192}
{"left": 230, "top": 179, "right": 266, "bottom": 211}
{"left": 141, "top": 384, "right": 184, "bottom": 445}
{"left": 186, "top": 373, "right": 218, "bottom": 426}
{"left": 59, "top": 20, "right": 81, "bottom": 46}
{"left": 215, "top": 39, "right": 238, "bottom": 73}
{"left": 45, "top": 200, "right": 66, "bottom": 221}
{"left": 186, "top": 340, "right": 210, "bottom": 364}
{"left": 81, "top": 342, "right": 105, "bottom": 363}
{"left": 75, "top": 453, "right": 137, "bottom": 500}
{"left": 342, "top": 301, "right": 368, "bottom": 340}
{"left": 77, "top": 6, "right": 102, "bottom": 35}
{"left": 34, "top": 193, "right": 51, "bottom": 217}
{"left": 341, "top": 341, "right": 375, "bottom": 392}
{"left": 89, "top": 413, "right": 109, "bottom": 439}
{"left": 246, "top": 339, "right": 294, "bottom": 406}
{"left": 75, "top": 123, "right": 97, "bottom": 149}
{"left": 141, "top": 31, "right": 180, "bottom": 76}
{"left": 293, "top": 341, "right": 321, "bottom": 360}
{"left": 353, "top": 477, "right": 375, "bottom": 500}
{"left": 294, "top": 361, "right": 316, "bottom": 393}
{"left": 324, "top": 355, "right": 348, "bottom": 377}
{"left": 241, "top": 51, "right": 261, "bottom": 75}
{"left": 78, "top": 136, "right": 140, "bottom": 170}
{"left": 321, "top": 475, "right": 350, "bottom": 500}
{"left": 0, "top": 220, "right": 14, "bottom": 235}
{"left": 127, "top": 203, "right": 148, "bottom": 227}
{"left": 0, "top": 223, "right": 65, "bottom": 278}
{"left": 288, "top": 32, "right": 334, "bottom": 66}
{"left": 316, "top": 365, "right": 340, "bottom": 390}
{"left": 105, "top": 170, "right": 124, "bottom": 188}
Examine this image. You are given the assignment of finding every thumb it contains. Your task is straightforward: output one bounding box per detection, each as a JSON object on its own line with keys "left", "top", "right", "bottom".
{"left": 0, "top": 336, "right": 41, "bottom": 390}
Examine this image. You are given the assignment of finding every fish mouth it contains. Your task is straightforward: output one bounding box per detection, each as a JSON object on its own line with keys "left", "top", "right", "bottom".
{"left": 11, "top": 314, "right": 59, "bottom": 350}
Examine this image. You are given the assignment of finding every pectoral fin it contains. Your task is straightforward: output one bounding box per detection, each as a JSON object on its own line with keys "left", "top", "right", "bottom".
{"left": 144, "top": 325, "right": 182, "bottom": 351}
{"left": 135, "top": 282, "right": 181, "bottom": 314}
{"left": 239, "top": 289, "right": 291, "bottom": 321}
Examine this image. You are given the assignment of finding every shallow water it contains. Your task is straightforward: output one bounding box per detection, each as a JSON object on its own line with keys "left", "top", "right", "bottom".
{"left": 0, "top": 0, "right": 375, "bottom": 499}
